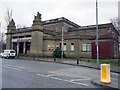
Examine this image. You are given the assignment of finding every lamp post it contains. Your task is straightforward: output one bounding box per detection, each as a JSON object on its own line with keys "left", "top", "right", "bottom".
{"left": 61, "top": 26, "right": 64, "bottom": 61}
{"left": 0, "top": 23, "right": 2, "bottom": 51}
{"left": 96, "top": 0, "right": 99, "bottom": 65}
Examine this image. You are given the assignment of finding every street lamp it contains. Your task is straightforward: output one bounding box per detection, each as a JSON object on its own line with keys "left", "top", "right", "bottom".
{"left": 96, "top": 0, "right": 99, "bottom": 65}
{"left": 61, "top": 26, "right": 64, "bottom": 61}
{"left": 0, "top": 23, "right": 2, "bottom": 51}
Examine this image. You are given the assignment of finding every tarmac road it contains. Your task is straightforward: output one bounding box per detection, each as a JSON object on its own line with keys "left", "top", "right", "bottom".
{"left": 1, "top": 58, "right": 118, "bottom": 88}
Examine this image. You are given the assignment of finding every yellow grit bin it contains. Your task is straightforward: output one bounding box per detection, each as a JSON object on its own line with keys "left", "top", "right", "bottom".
{"left": 101, "top": 64, "right": 111, "bottom": 83}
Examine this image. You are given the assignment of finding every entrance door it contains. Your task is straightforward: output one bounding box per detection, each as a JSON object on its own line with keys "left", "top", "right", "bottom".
{"left": 19, "top": 42, "right": 24, "bottom": 54}
{"left": 13, "top": 43, "right": 17, "bottom": 52}
{"left": 25, "top": 42, "right": 31, "bottom": 54}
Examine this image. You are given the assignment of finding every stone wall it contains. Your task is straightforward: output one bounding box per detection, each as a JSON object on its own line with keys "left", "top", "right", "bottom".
{"left": 43, "top": 39, "right": 92, "bottom": 58}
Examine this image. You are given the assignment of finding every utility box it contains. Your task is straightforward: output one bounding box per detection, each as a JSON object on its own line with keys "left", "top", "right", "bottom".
{"left": 101, "top": 64, "right": 111, "bottom": 83}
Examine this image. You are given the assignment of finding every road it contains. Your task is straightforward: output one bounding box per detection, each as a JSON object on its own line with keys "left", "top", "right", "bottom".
{"left": 0, "top": 58, "right": 118, "bottom": 88}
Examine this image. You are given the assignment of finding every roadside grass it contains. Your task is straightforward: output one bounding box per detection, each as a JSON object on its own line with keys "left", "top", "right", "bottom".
{"left": 20, "top": 55, "right": 119, "bottom": 67}
{"left": 55, "top": 58, "right": 120, "bottom": 67}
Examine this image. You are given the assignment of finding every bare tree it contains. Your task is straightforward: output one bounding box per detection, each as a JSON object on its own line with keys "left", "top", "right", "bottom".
{"left": 1, "top": 8, "right": 13, "bottom": 50}
{"left": 110, "top": 17, "right": 120, "bottom": 58}
{"left": 110, "top": 17, "right": 120, "bottom": 34}
{"left": 4, "top": 8, "right": 13, "bottom": 26}
{"left": 16, "top": 24, "right": 26, "bottom": 29}
{"left": 0, "top": 23, "right": 6, "bottom": 51}
{"left": 0, "top": 32, "right": 6, "bottom": 50}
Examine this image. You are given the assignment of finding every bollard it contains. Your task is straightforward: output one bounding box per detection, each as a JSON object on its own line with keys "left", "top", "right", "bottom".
{"left": 33, "top": 56, "right": 35, "bottom": 60}
{"left": 54, "top": 58, "right": 56, "bottom": 62}
{"left": 77, "top": 59, "right": 79, "bottom": 64}
{"left": 101, "top": 64, "right": 111, "bottom": 83}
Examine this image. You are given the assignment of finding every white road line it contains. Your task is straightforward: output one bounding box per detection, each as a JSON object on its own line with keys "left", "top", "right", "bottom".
{"left": 2, "top": 65, "right": 22, "bottom": 71}
{"left": 63, "top": 79, "right": 89, "bottom": 86}
{"left": 70, "top": 78, "right": 91, "bottom": 82}
{"left": 36, "top": 74, "right": 49, "bottom": 77}
{"left": 47, "top": 74, "right": 55, "bottom": 77}
{"left": 6, "top": 64, "right": 12, "bottom": 66}
{"left": 11, "top": 67, "right": 22, "bottom": 71}
{"left": 3, "top": 64, "right": 32, "bottom": 70}
{"left": 69, "top": 81, "right": 89, "bottom": 86}
{"left": 28, "top": 70, "right": 41, "bottom": 73}
{"left": 16, "top": 66, "right": 32, "bottom": 70}
{"left": 50, "top": 77, "right": 63, "bottom": 81}
{"left": 36, "top": 73, "right": 89, "bottom": 87}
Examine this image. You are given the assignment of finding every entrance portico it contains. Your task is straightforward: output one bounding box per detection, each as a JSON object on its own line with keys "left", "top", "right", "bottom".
{"left": 12, "top": 36, "right": 31, "bottom": 54}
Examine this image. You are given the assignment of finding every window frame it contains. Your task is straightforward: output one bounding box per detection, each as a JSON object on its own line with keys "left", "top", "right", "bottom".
{"left": 82, "top": 43, "right": 91, "bottom": 52}
{"left": 63, "top": 43, "right": 67, "bottom": 51}
{"left": 70, "top": 43, "right": 74, "bottom": 51}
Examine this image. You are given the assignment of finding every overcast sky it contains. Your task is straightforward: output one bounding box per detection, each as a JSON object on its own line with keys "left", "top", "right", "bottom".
{"left": 0, "top": 0, "right": 119, "bottom": 33}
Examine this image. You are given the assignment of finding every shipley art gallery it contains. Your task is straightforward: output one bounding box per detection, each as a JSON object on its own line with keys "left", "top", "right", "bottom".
{"left": 6, "top": 12, "right": 120, "bottom": 59}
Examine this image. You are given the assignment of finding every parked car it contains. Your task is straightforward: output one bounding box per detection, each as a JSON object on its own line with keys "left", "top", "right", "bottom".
{"left": 0, "top": 51, "right": 3, "bottom": 57}
{"left": 1, "top": 50, "right": 16, "bottom": 59}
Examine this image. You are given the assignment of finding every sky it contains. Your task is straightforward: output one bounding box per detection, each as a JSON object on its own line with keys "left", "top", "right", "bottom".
{"left": 0, "top": 0, "right": 119, "bottom": 33}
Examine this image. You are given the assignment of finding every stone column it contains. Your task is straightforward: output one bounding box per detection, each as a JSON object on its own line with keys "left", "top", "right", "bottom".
{"left": 6, "top": 34, "right": 11, "bottom": 49}
{"left": 30, "top": 31, "right": 43, "bottom": 56}
{"left": 74, "top": 39, "right": 80, "bottom": 57}
{"left": 30, "top": 12, "right": 43, "bottom": 56}
{"left": 6, "top": 19, "right": 16, "bottom": 49}
{"left": 23, "top": 42, "right": 26, "bottom": 54}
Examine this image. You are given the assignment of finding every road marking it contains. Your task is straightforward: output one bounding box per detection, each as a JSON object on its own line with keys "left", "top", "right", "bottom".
{"left": 16, "top": 66, "right": 32, "bottom": 70}
{"left": 70, "top": 78, "right": 91, "bottom": 82}
{"left": 36, "top": 74, "right": 49, "bottom": 77}
{"left": 68, "top": 80, "right": 89, "bottom": 86}
{"left": 28, "top": 70, "right": 42, "bottom": 73}
{"left": 3, "top": 64, "right": 32, "bottom": 70}
{"left": 11, "top": 67, "right": 22, "bottom": 71}
{"left": 36, "top": 73, "right": 89, "bottom": 86}
{"left": 2, "top": 65, "right": 22, "bottom": 71}
{"left": 50, "top": 77, "right": 63, "bottom": 81}
{"left": 47, "top": 74, "right": 55, "bottom": 77}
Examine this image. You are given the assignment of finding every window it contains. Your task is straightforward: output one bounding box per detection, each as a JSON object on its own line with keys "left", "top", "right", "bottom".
{"left": 25, "top": 35, "right": 31, "bottom": 37}
{"left": 13, "top": 36, "right": 18, "bottom": 39}
{"left": 71, "top": 43, "right": 74, "bottom": 51}
{"left": 10, "top": 51, "right": 15, "bottom": 53}
{"left": 19, "top": 36, "right": 24, "bottom": 38}
{"left": 82, "top": 43, "right": 91, "bottom": 52}
{"left": 82, "top": 44, "right": 87, "bottom": 51}
{"left": 63, "top": 43, "right": 66, "bottom": 51}
{"left": 87, "top": 44, "right": 91, "bottom": 51}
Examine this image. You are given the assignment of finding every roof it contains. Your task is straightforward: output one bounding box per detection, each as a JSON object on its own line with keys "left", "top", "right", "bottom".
{"left": 42, "top": 17, "right": 80, "bottom": 28}
{"left": 68, "top": 23, "right": 120, "bottom": 36}
{"left": 68, "top": 23, "right": 113, "bottom": 31}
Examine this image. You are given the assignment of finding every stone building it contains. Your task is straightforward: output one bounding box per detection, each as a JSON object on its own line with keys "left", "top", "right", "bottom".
{"left": 6, "top": 12, "right": 120, "bottom": 58}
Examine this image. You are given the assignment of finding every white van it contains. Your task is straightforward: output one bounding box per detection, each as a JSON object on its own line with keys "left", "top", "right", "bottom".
{"left": 1, "top": 50, "right": 16, "bottom": 59}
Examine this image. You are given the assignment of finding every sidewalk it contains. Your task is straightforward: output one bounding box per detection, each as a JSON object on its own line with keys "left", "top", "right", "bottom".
{"left": 19, "top": 56, "right": 120, "bottom": 89}
{"left": 19, "top": 56, "right": 120, "bottom": 73}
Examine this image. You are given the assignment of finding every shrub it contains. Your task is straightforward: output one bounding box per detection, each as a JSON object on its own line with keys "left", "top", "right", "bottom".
{"left": 53, "top": 47, "right": 66, "bottom": 58}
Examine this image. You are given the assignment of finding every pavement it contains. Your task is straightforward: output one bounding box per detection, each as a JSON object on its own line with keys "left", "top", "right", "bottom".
{"left": 19, "top": 56, "right": 120, "bottom": 89}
